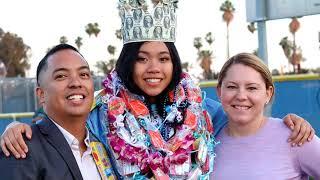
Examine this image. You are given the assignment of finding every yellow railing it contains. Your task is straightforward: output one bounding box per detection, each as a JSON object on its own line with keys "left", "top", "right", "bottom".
{"left": 0, "top": 112, "right": 34, "bottom": 121}
{"left": 199, "top": 73, "right": 320, "bottom": 88}
{"left": 272, "top": 73, "right": 320, "bottom": 82}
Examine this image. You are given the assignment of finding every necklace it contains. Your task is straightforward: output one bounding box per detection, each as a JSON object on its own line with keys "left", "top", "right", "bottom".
{"left": 150, "top": 102, "right": 169, "bottom": 140}
{"left": 101, "top": 71, "right": 216, "bottom": 178}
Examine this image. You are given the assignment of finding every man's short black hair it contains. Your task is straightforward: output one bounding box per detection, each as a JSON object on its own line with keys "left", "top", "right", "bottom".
{"left": 36, "top": 44, "right": 82, "bottom": 85}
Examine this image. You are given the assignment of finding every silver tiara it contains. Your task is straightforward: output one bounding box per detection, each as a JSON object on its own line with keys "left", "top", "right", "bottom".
{"left": 118, "top": 0, "right": 179, "bottom": 44}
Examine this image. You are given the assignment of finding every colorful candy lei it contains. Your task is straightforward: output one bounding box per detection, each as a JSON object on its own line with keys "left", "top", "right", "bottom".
{"left": 102, "top": 71, "right": 216, "bottom": 179}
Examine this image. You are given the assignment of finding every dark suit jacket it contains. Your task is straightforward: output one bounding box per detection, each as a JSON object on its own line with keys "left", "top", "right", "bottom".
{"left": 0, "top": 117, "right": 83, "bottom": 180}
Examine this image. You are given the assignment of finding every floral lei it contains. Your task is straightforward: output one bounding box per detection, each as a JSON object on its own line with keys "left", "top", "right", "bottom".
{"left": 101, "top": 71, "right": 215, "bottom": 178}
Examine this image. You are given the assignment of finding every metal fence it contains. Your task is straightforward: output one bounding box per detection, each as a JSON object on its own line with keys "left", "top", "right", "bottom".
{"left": 0, "top": 76, "right": 105, "bottom": 113}
{"left": 1, "top": 75, "right": 319, "bottom": 134}
{"left": 0, "top": 113, "right": 34, "bottom": 134}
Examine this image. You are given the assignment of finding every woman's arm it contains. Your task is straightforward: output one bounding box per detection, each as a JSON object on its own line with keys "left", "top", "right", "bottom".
{"left": 1, "top": 98, "right": 316, "bottom": 158}
{"left": 0, "top": 122, "right": 32, "bottom": 158}
{"left": 296, "top": 135, "right": 320, "bottom": 178}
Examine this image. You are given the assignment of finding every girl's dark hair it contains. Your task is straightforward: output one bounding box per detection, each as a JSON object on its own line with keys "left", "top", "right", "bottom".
{"left": 115, "top": 41, "right": 182, "bottom": 96}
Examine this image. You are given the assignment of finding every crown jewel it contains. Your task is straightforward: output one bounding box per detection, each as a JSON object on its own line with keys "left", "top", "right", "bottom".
{"left": 118, "top": 0, "right": 179, "bottom": 44}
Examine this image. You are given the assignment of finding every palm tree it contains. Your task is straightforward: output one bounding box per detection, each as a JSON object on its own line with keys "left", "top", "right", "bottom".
{"left": 279, "top": 36, "right": 293, "bottom": 71}
{"left": 85, "top": 23, "right": 93, "bottom": 37}
{"left": 75, "top": 36, "right": 83, "bottom": 50}
{"left": 92, "top": 23, "right": 100, "bottom": 37}
{"left": 181, "top": 62, "right": 189, "bottom": 72}
{"left": 289, "top": 17, "right": 302, "bottom": 73}
{"left": 85, "top": 23, "right": 100, "bottom": 37}
{"left": 193, "top": 32, "right": 214, "bottom": 80}
{"left": 247, "top": 22, "right": 256, "bottom": 33}
{"left": 59, "top": 36, "right": 68, "bottom": 44}
{"left": 115, "top": 29, "right": 122, "bottom": 40}
{"left": 90, "top": 28, "right": 120, "bottom": 75}
{"left": 95, "top": 45, "right": 117, "bottom": 75}
{"left": 95, "top": 58, "right": 116, "bottom": 76}
{"left": 107, "top": 45, "right": 116, "bottom": 56}
{"left": 193, "top": 37, "right": 202, "bottom": 51}
{"left": 220, "top": 0, "right": 235, "bottom": 59}
{"left": 95, "top": 61, "right": 108, "bottom": 75}
{"left": 279, "top": 36, "right": 304, "bottom": 73}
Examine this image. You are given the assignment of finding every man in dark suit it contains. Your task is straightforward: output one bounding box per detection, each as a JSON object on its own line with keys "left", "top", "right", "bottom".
{"left": 0, "top": 116, "right": 85, "bottom": 179}
{"left": 0, "top": 44, "right": 116, "bottom": 179}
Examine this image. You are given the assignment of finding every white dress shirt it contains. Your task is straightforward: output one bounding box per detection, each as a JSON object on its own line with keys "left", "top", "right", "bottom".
{"left": 52, "top": 120, "right": 101, "bottom": 180}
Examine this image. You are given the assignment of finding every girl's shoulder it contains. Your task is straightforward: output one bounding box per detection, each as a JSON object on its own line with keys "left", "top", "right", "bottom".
{"left": 91, "top": 89, "right": 107, "bottom": 111}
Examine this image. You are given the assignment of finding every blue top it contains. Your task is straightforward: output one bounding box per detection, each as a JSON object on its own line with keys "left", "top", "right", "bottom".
{"left": 202, "top": 98, "right": 228, "bottom": 137}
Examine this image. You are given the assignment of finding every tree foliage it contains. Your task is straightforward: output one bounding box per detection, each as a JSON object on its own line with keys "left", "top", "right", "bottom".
{"left": 115, "top": 29, "right": 122, "bottom": 40}
{"left": 59, "top": 36, "right": 68, "bottom": 44}
{"left": 95, "top": 45, "right": 117, "bottom": 76}
{"left": 107, "top": 45, "right": 116, "bottom": 55}
{"left": 279, "top": 36, "right": 305, "bottom": 73}
{"left": 181, "top": 62, "right": 189, "bottom": 72}
{"left": 220, "top": 0, "right": 235, "bottom": 25}
{"left": 193, "top": 32, "right": 214, "bottom": 80}
{"left": 0, "top": 28, "right": 30, "bottom": 77}
{"left": 75, "top": 36, "right": 83, "bottom": 50}
{"left": 91, "top": 28, "right": 122, "bottom": 76}
{"left": 95, "top": 58, "right": 116, "bottom": 76}
{"left": 85, "top": 23, "right": 100, "bottom": 37}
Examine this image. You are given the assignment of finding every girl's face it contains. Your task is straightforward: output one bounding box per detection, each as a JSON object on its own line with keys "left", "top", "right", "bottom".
{"left": 217, "top": 63, "right": 273, "bottom": 127}
{"left": 133, "top": 41, "right": 173, "bottom": 98}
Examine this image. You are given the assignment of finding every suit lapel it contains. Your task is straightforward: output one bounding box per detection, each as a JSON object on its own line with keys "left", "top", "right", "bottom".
{"left": 37, "top": 117, "right": 83, "bottom": 180}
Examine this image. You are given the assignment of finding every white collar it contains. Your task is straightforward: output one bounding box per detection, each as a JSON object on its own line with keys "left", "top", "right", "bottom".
{"left": 50, "top": 119, "right": 91, "bottom": 150}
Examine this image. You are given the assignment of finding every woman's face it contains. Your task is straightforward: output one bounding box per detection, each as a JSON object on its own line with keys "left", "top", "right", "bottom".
{"left": 133, "top": 41, "right": 173, "bottom": 97}
{"left": 217, "top": 63, "right": 272, "bottom": 126}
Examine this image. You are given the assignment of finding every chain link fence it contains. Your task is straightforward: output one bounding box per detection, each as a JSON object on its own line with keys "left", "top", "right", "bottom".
{"left": 0, "top": 76, "right": 105, "bottom": 113}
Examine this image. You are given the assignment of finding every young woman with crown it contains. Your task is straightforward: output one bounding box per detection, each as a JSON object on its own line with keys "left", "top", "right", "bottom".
{"left": 0, "top": 0, "right": 315, "bottom": 179}
{"left": 87, "top": 1, "right": 314, "bottom": 178}
{"left": 88, "top": 1, "right": 217, "bottom": 178}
